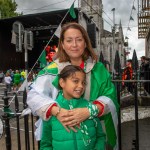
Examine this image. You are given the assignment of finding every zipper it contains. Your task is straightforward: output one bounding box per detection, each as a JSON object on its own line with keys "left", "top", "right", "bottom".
{"left": 73, "top": 131, "right": 78, "bottom": 150}
{"left": 68, "top": 100, "right": 78, "bottom": 150}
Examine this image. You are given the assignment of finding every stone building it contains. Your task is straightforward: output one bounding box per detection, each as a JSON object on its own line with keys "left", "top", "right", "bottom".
{"left": 101, "top": 21, "right": 125, "bottom": 71}
{"left": 80, "top": 0, "right": 125, "bottom": 72}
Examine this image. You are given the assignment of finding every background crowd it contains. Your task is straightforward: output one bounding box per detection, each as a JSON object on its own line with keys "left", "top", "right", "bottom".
{"left": 0, "top": 69, "right": 38, "bottom": 92}
{"left": 0, "top": 56, "right": 150, "bottom": 95}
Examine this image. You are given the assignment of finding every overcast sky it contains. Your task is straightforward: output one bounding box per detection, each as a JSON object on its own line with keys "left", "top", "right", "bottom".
{"left": 15, "top": 0, "right": 145, "bottom": 60}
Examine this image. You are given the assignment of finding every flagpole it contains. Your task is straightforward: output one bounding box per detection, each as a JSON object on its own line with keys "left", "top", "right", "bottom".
{"left": 24, "top": 30, "right": 28, "bottom": 91}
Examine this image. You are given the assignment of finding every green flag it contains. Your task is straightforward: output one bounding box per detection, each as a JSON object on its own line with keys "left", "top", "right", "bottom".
{"left": 69, "top": 3, "right": 76, "bottom": 19}
{"left": 39, "top": 50, "right": 47, "bottom": 68}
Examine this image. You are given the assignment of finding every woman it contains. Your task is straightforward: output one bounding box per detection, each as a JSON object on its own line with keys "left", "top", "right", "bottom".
{"left": 27, "top": 22, "right": 119, "bottom": 149}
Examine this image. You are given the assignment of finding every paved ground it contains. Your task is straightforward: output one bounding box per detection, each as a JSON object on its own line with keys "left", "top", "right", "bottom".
{"left": 0, "top": 117, "right": 38, "bottom": 150}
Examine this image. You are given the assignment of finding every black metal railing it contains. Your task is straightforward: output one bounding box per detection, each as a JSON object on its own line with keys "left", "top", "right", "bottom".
{"left": 0, "top": 89, "right": 38, "bottom": 150}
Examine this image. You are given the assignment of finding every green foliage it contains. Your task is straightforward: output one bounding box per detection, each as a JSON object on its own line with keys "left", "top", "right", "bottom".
{"left": 0, "top": 0, "right": 22, "bottom": 19}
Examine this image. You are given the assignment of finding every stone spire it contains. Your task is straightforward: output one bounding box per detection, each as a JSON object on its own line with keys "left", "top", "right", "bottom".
{"left": 118, "top": 20, "right": 124, "bottom": 41}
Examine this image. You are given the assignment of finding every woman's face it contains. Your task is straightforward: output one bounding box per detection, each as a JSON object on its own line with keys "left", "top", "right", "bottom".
{"left": 62, "top": 28, "right": 86, "bottom": 61}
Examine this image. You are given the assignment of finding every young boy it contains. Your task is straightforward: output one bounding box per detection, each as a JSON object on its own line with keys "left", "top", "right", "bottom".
{"left": 40, "top": 65, "right": 105, "bottom": 150}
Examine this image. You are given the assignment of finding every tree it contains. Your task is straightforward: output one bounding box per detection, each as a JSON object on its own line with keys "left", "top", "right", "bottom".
{"left": 0, "top": 0, "right": 22, "bottom": 19}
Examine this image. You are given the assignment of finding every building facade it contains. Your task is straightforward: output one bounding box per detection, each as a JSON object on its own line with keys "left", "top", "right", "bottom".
{"left": 80, "top": 0, "right": 125, "bottom": 72}
{"left": 138, "top": 0, "right": 150, "bottom": 57}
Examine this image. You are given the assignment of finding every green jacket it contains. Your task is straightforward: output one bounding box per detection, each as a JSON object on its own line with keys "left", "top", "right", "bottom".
{"left": 14, "top": 73, "right": 21, "bottom": 84}
{"left": 40, "top": 92, "right": 106, "bottom": 150}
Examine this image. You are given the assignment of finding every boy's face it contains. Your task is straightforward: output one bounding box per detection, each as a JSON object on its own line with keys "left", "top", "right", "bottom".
{"left": 59, "top": 71, "right": 86, "bottom": 100}
{"left": 49, "top": 52, "right": 55, "bottom": 58}
{"left": 126, "top": 61, "right": 131, "bottom": 66}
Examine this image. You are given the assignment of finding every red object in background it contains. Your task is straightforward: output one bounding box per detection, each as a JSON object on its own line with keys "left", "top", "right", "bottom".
{"left": 53, "top": 45, "right": 57, "bottom": 50}
{"left": 44, "top": 45, "right": 57, "bottom": 63}
{"left": 46, "top": 49, "right": 56, "bottom": 63}
{"left": 45, "top": 46, "right": 50, "bottom": 53}
{"left": 46, "top": 53, "right": 53, "bottom": 62}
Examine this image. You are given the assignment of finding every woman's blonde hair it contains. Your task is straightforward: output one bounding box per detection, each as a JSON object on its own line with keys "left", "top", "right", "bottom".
{"left": 5, "top": 72, "right": 10, "bottom": 77}
{"left": 55, "top": 22, "right": 98, "bottom": 62}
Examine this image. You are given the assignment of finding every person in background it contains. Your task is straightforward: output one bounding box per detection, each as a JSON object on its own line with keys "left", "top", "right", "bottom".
{"left": 6, "top": 69, "right": 14, "bottom": 83}
{"left": 139, "top": 56, "right": 147, "bottom": 95}
{"left": 140, "top": 56, "right": 146, "bottom": 79}
{"left": 21, "top": 70, "right": 26, "bottom": 79}
{"left": 4, "top": 72, "right": 12, "bottom": 92}
{"left": 46, "top": 48, "right": 56, "bottom": 63}
{"left": 40, "top": 65, "right": 105, "bottom": 150}
{"left": 13, "top": 70, "right": 21, "bottom": 91}
{"left": 0, "top": 70, "right": 4, "bottom": 83}
{"left": 122, "top": 59, "right": 133, "bottom": 94}
{"left": 27, "top": 22, "right": 119, "bottom": 149}
{"left": 143, "top": 57, "right": 150, "bottom": 94}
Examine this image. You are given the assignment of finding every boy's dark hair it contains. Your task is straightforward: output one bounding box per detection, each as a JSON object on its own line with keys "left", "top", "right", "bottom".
{"left": 127, "top": 59, "right": 132, "bottom": 63}
{"left": 50, "top": 48, "right": 56, "bottom": 53}
{"left": 58, "top": 65, "right": 86, "bottom": 89}
{"left": 141, "top": 56, "right": 146, "bottom": 60}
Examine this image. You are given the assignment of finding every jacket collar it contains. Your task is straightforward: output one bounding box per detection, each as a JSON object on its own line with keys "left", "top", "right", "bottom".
{"left": 56, "top": 91, "right": 82, "bottom": 108}
{"left": 54, "top": 57, "right": 96, "bottom": 74}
